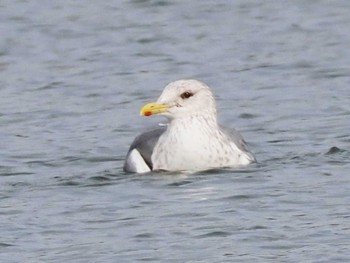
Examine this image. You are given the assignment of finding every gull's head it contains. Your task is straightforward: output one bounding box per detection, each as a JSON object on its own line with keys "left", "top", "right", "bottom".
{"left": 140, "top": 79, "right": 217, "bottom": 120}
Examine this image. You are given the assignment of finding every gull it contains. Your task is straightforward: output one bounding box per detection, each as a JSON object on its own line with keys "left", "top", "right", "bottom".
{"left": 123, "top": 79, "right": 256, "bottom": 173}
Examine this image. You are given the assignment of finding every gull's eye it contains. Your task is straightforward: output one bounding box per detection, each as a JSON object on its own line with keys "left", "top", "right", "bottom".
{"left": 180, "top": 91, "right": 193, "bottom": 99}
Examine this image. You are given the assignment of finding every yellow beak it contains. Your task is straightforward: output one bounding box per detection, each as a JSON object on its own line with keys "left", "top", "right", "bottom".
{"left": 140, "top": 102, "right": 169, "bottom": 116}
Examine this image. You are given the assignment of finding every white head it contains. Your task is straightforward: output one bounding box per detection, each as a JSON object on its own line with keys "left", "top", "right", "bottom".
{"left": 140, "top": 79, "right": 217, "bottom": 120}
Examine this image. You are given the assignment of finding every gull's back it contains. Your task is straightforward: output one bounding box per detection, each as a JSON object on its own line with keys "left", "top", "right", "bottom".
{"left": 221, "top": 126, "right": 256, "bottom": 163}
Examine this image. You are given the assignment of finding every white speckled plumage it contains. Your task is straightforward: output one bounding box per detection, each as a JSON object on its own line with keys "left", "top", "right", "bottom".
{"left": 124, "top": 79, "right": 256, "bottom": 173}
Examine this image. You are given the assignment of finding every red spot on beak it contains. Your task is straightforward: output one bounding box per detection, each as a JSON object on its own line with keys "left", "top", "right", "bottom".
{"left": 144, "top": 111, "right": 152, "bottom": 116}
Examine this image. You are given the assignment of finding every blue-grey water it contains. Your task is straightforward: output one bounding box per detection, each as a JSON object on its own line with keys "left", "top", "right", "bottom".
{"left": 1, "top": 1, "right": 350, "bottom": 262}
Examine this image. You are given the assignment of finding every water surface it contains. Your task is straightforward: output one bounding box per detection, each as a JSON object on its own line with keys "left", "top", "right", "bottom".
{"left": 1, "top": 1, "right": 350, "bottom": 262}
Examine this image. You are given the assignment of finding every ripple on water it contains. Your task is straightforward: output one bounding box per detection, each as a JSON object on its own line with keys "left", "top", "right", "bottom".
{"left": 197, "top": 230, "right": 232, "bottom": 238}
{"left": 325, "top": 146, "right": 344, "bottom": 155}
{"left": 0, "top": 242, "right": 14, "bottom": 247}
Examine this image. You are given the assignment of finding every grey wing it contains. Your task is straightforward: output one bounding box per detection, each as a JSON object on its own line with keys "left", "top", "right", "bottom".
{"left": 123, "top": 127, "right": 166, "bottom": 173}
{"left": 221, "top": 126, "right": 256, "bottom": 162}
